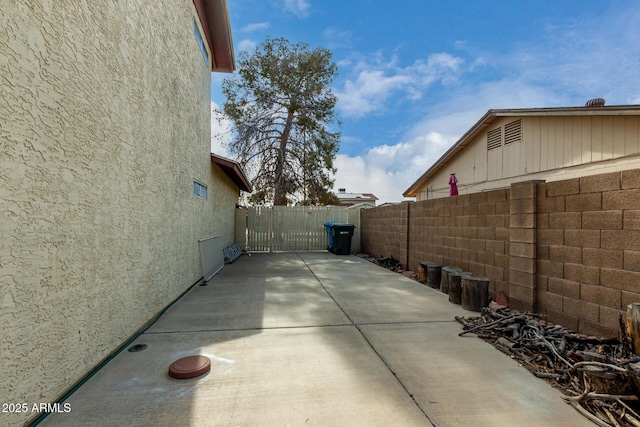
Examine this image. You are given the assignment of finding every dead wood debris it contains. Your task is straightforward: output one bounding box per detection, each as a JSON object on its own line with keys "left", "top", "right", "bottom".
{"left": 356, "top": 253, "right": 413, "bottom": 275}
{"left": 456, "top": 305, "right": 640, "bottom": 427}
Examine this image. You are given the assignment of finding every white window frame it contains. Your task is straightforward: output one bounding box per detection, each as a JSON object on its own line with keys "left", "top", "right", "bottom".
{"left": 193, "top": 180, "right": 208, "bottom": 200}
{"left": 193, "top": 18, "right": 209, "bottom": 65}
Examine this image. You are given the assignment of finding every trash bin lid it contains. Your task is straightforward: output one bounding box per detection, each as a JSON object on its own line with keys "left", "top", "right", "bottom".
{"left": 332, "top": 223, "right": 355, "bottom": 229}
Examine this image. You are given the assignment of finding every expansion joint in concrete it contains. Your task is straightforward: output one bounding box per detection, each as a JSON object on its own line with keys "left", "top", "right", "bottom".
{"left": 296, "top": 253, "right": 436, "bottom": 426}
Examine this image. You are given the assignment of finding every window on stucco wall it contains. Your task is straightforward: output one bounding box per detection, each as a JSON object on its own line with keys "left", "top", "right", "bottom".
{"left": 193, "top": 19, "right": 209, "bottom": 65}
{"left": 193, "top": 181, "right": 208, "bottom": 199}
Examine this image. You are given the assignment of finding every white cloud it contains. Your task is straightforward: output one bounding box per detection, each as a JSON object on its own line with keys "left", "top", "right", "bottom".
{"left": 210, "top": 102, "right": 233, "bottom": 157}
{"left": 237, "top": 39, "right": 257, "bottom": 53}
{"left": 217, "top": 3, "right": 640, "bottom": 206}
{"left": 333, "top": 131, "right": 458, "bottom": 204}
{"left": 413, "top": 53, "right": 464, "bottom": 86}
{"left": 335, "top": 52, "right": 464, "bottom": 118}
{"left": 496, "top": 5, "right": 640, "bottom": 106}
{"left": 335, "top": 5, "right": 640, "bottom": 203}
{"left": 240, "top": 22, "right": 270, "bottom": 33}
{"left": 335, "top": 70, "right": 413, "bottom": 118}
{"left": 323, "top": 27, "right": 354, "bottom": 50}
{"left": 332, "top": 76, "right": 569, "bottom": 204}
{"left": 282, "top": 0, "right": 310, "bottom": 18}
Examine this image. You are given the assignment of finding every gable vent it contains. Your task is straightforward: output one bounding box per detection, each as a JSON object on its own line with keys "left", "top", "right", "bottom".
{"left": 504, "top": 119, "right": 522, "bottom": 145}
{"left": 487, "top": 127, "right": 502, "bottom": 151}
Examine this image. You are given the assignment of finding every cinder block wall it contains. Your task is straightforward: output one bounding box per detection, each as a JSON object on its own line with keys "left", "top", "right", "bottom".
{"left": 535, "top": 170, "right": 640, "bottom": 336}
{"left": 361, "top": 203, "right": 409, "bottom": 263}
{"left": 408, "top": 189, "right": 511, "bottom": 301}
{"left": 361, "top": 169, "right": 640, "bottom": 337}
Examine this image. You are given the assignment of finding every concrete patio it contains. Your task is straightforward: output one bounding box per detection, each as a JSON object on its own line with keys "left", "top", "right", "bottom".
{"left": 39, "top": 253, "right": 591, "bottom": 426}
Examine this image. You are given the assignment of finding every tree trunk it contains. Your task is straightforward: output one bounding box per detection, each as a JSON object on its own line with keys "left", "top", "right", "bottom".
{"left": 273, "top": 111, "right": 295, "bottom": 205}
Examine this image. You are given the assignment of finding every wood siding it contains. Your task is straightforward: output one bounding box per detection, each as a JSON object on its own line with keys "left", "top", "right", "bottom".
{"left": 417, "top": 115, "right": 640, "bottom": 200}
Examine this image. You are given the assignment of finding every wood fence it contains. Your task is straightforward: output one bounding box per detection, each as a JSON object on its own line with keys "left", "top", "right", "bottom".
{"left": 235, "top": 206, "right": 361, "bottom": 252}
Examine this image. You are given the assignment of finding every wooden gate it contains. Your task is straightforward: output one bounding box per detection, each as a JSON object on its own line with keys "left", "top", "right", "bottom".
{"left": 235, "top": 206, "right": 361, "bottom": 252}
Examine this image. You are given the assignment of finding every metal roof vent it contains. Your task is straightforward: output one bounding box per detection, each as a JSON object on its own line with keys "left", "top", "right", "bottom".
{"left": 585, "top": 98, "right": 605, "bottom": 107}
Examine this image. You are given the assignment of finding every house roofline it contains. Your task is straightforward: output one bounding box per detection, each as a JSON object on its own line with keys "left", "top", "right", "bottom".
{"left": 211, "top": 153, "right": 252, "bottom": 192}
{"left": 194, "top": 0, "right": 235, "bottom": 73}
{"left": 403, "top": 104, "right": 640, "bottom": 197}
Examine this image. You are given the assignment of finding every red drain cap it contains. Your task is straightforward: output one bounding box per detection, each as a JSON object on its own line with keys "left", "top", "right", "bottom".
{"left": 168, "top": 355, "right": 211, "bottom": 379}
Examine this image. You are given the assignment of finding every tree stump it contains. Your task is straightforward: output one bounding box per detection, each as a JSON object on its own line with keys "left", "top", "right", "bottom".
{"left": 440, "top": 266, "right": 462, "bottom": 294}
{"left": 418, "top": 262, "right": 430, "bottom": 284}
{"left": 448, "top": 271, "right": 471, "bottom": 305}
{"left": 626, "top": 303, "right": 640, "bottom": 356}
{"left": 581, "top": 365, "right": 632, "bottom": 395}
{"left": 461, "top": 275, "right": 490, "bottom": 312}
{"left": 426, "top": 264, "right": 442, "bottom": 289}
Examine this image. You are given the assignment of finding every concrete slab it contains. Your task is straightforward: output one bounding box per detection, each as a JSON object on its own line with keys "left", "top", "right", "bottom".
{"left": 41, "top": 327, "right": 428, "bottom": 427}
{"left": 318, "top": 269, "right": 470, "bottom": 324}
{"left": 38, "top": 253, "right": 593, "bottom": 427}
{"left": 216, "top": 252, "right": 309, "bottom": 277}
{"left": 147, "top": 274, "right": 349, "bottom": 333}
{"left": 300, "top": 252, "right": 400, "bottom": 277}
{"left": 360, "top": 322, "right": 592, "bottom": 427}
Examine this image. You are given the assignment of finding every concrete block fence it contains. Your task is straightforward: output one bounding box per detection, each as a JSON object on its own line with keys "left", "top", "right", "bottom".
{"left": 361, "top": 169, "right": 640, "bottom": 337}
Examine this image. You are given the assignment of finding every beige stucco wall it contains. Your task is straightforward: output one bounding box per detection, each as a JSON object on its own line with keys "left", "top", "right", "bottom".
{"left": 416, "top": 115, "right": 640, "bottom": 200}
{"left": 1, "top": 1, "right": 238, "bottom": 423}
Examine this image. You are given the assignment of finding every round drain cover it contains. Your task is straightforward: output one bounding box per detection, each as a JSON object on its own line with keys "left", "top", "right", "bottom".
{"left": 128, "top": 344, "right": 148, "bottom": 352}
{"left": 168, "top": 355, "right": 211, "bottom": 379}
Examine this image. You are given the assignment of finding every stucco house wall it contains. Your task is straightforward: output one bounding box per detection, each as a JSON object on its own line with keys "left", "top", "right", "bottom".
{"left": 407, "top": 107, "right": 640, "bottom": 200}
{"left": 1, "top": 1, "right": 239, "bottom": 422}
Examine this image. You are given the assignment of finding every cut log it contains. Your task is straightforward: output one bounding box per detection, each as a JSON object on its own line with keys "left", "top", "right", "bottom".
{"left": 580, "top": 365, "right": 633, "bottom": 395}
{"left": 461, "top": 275, "right": 490, "bottom": 312}
{"left": 426, "top": 264, "right": 442, "bottom": 289}
{"left": 627, "top": 303, "right": 640, "bottom": 356}
{"left": 448, "top": 271, "right": 471, "bottom": 305}
{"left": 440, "top": 266, "right": 463, "bottom": 294}
{"left": 418, "top": 262, "right": 430, "bottom": 284}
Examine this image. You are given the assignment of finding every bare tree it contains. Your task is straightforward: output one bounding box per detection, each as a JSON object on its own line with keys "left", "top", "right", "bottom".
{"left": 222, "top": 37, "right": 340, "bottom": 205}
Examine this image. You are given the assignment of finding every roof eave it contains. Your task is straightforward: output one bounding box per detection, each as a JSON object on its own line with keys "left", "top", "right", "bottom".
{"left": 202, "top": 0, "right": 235, "bottom": 73}
{"left": 211, "top": 154, "right": 252, "bottom": 193}
{"left": 402, "top": 104, "right": 640, "bottom": 197}
{"left": 403, "top": 109, "right": 496, "bottom": 197}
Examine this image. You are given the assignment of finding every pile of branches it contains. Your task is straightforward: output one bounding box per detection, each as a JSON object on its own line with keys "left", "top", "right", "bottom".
{"left": 456, "top": 305, "right": 640, "bottom": 427}
{"left": 376, "top": 256, "right": 404, "bottom": 272}
{"left": 355, "top": 253, "right": 406, "bottom": 273}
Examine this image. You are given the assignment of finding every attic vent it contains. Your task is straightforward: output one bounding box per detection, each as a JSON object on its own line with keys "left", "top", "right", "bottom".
{"left": 504, "top": 119, "right": 522, "bottom": 145}
{"left": 487, "top": 127, "right": 502, "bottom": 151}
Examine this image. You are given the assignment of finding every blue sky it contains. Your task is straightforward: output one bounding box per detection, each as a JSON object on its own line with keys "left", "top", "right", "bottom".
{"left": 210, "top": 0, "right": 640, "bottom": 204}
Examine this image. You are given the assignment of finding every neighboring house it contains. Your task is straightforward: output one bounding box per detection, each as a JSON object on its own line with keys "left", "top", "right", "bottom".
{"left": 346, "top": 202, "right": 376, "bottom": 210}
{"left": 1, "top": 1, "right": 249, "bottom": 423}
{"left": 335, "top": 188, "right": 379, "bottom": 206}
{"left": 404, "top": 103, "right": 640, "bottom": 200}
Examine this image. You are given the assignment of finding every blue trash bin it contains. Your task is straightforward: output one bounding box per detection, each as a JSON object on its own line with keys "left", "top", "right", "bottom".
{"left": 324, "top": 222, "right": 337, "bottom": 252}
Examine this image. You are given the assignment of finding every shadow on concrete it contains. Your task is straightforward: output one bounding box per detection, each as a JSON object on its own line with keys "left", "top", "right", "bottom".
{"left": 39, "top": 253, "right": 592, "bottom": 427}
